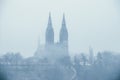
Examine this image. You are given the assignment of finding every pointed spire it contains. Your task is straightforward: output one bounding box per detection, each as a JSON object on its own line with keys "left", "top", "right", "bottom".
{"left": 46, "top": 12, "right": 54, "bottom": 44}
{"left": 62, "top": 13, "right": 66, "bottom": 26}
{"left": 59, "top": 13, "right": 68, "bottom": 43}
{"left": 48, "top": 12, "right": 52, "bottom": 26}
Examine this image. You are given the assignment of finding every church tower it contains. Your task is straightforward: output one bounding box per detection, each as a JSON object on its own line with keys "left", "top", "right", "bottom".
{"left": 35, "top": 13, "right": 70, "bottom": 63}
{"left": 59, "top": 14, "right": 69, "bottom": 57}
{"left": 45, "top": 13, "right": 54, "bottom": 45}
{"left": 59, "top": 14, "right": 68, "bottom": 45}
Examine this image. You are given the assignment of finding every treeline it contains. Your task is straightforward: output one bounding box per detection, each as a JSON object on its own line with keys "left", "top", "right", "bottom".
{"left": 0, "top": 51, "right": 120, "bottom": 80}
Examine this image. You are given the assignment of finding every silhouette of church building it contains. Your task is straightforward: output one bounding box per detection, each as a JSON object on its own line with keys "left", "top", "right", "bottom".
{"left": 35, "top": 13, "right": 70, "bottom": 62}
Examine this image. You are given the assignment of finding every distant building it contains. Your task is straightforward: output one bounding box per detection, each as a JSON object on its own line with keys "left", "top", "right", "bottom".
{"left": 35, "top": 13, "right": 69, "bottom": 62}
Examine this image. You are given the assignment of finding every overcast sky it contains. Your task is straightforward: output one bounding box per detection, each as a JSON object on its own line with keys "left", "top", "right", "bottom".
{"left": 0, "top": 0, "right": 120, "bottom": 57}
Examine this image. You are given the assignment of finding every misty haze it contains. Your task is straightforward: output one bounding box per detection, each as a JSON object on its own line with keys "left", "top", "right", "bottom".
{"left": 0, "top": 0, "right": 120, "bottom": 80}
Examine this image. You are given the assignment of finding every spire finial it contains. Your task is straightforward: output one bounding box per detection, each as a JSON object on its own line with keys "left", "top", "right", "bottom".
{"left": 48, "top": 12, "right": 52, "bottom": 26}
{"left": 49, "top": 12, "right": 51, "bottom": 18}
{"left": 62, "top": 13, "right": 66, "bottom": 25}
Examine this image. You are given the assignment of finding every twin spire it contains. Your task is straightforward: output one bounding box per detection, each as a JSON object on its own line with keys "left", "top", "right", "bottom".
{"left": 48, "top": 13, "right": 52, "bottom": 27}
{"left": 48, "top": 13, "right": 66, "bottom": 28}
{"left": 46, "top": 13, "right": 54, "bottom": 44}
{"left": 62, "top": 14, "right": 66, "bottom": 27}
{"left": 60, "top": 13, "right": 68, "bottom": 43}
{"left": 46, "top": 13, "right": 68, "bottom": 45}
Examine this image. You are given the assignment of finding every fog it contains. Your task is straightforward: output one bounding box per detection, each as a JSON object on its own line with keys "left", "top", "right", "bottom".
{"left": 0, "top": 0, "right": 120, "bottom": 57}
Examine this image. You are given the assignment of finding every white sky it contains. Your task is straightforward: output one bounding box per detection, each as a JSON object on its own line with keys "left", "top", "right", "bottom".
{"left": 0, "top": 0, "right": 120, "bottom": 57}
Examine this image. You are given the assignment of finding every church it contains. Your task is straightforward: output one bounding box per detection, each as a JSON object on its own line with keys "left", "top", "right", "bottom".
{"left": 34, "top": 13, "right": 70, "bottom": 62}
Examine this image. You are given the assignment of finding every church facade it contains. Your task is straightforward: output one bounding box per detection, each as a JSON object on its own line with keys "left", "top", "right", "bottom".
{"left": 35, "top": 13, "right": 70, "bottom": 62}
